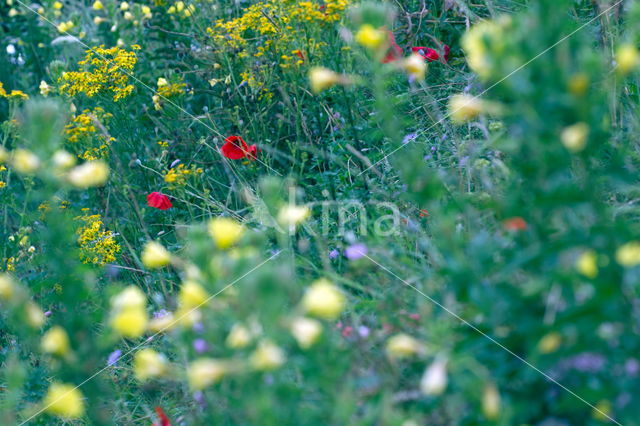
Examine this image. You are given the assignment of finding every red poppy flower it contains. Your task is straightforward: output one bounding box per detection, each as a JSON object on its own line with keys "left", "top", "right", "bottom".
{"left": 411, "top": 47, "right": 440, "bottom": 62}
{"left": 221, "top": 136, "right": 257, "bottom": 160}
{"left": 382, "top": 30, "right": 403, "bottom": 63}
{"left": 503, "top": 217, "right": 527, "bottom": 231}
{"left": 147, "top": 192, "right": 173, "bottom": 210}
{"left": 153, "top": 406, "right": 171, "bottom": 426}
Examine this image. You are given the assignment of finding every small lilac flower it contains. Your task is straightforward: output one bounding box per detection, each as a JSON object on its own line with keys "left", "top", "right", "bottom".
{"left": 107, "top": 349, "right": 122, "bottom": 366}
{"left": 192, "top": 322, "right": 205, "bottom": 333}
{"left": 625, "top": 358, "right": 639, "bottom": 375}
{"left": 170, "top": 159, "right": 181, "bottom": 168}
{"left": 345, "top": 243, "right": 367, "bottom": 260}
{"left": 329, "top": 249, "right": 340, "bottom": 259}
{"left": 193, "top": 338, "right": 208, "bottom": 354}
{"left": 44, "top": 310, "right": 52, "bottom": 317}
{"left": 193, "top": 391, "right": 206, "bottom": 407}
{"left": 357, "top": 326, "right": 370, "bottom": 338}
{"left": 402, "top": 133, "right": 417, "bottom": 145}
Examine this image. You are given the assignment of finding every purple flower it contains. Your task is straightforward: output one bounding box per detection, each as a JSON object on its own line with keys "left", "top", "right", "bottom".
{"left": 357, "top": 326, "right": 370, "bottom": 338}
{"left": 107, "top": 349, "right": 122, "bottom": 366}
{"left": 345, "top": 243, "right": 367, "bottom": 260}
{"left": 329, "top": 249, "right": 340, "bottom": 259}
{"left": 192, "top": 322, "right": 205, "bottom": 333}
{"left": 193, "top": 338, "right": 208, "bottom": 354}
{"left": 625, "top": 358, "right": 639, "bottom": 376}
{"left": 44, "top": 310, "right": 52, "bottom": 317}
{"left": 402, "top": 133, "right": 417, "bottom": 145}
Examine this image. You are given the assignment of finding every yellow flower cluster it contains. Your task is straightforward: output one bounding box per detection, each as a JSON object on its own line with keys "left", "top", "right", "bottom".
{"left": 75, "top": 210, "right": 121, "bottom": 265}
{"left": 58, "top": 45, "right": 140, "bottom": 101}
{"left": 163, "top": 163, "right": 203, "bottom": 188}
{"left": 152, "top": 77, "right": 187, "bottom": 109}
{"left": 0, "top": 82, "right": 29, "bottom": 100}
{"left": 207, "top": 0, "right": 348, "bottom": 95}
{"left": 64, "top": 107, "right": 115, "bottom": 160}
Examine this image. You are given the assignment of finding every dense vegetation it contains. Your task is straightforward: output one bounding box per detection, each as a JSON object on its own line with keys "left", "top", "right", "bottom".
{"left": 2, "top": 0, "right": 640, "bottom": 424}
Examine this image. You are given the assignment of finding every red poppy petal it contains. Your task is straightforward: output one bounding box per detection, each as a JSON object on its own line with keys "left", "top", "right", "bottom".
{"left": 222, "top": 136, "right": 251, "bottom": 160}
{"left": 147, "top": 192, "right": 173, "bottom": 210}
{"left": 154, "top": 406, "right": 171, "bottom": 426}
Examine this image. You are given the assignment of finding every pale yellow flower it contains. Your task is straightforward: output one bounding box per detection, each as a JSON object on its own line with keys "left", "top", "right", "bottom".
{"left": 561, "top": 123, "right": 589, "bottom": 153}
{"left": 208, "top": 217, "right": 243, "bottom": 249}
{"left": 448, "top": 94, "right": 484, "bottom": 124}
{"left": 420, "top": 359, "right": 447, "bottom": 395}
{"left": 537, "top": 332, "right": 562, "bottom": 354}
{"left": 44, "top": 383, "right": 85, "bottom": 419}
{"left": 12, "top": 149, "right": 41, "bottom": 174}
{"left": 355, "top": 24, "right": 386, "bottom": 50}
{"left": 178, "top": 280, "right": 209, "bottom": 308}
{"left": 250, "top": 340, "right": 285, "bottom": 371}
{"left": 67, "top": 161, "right": 110, "bottom": 188}
{"left": 386, "top": 334, "right": 423, "bottom": 358}
{"left": 576, "top": 250, "right": 598, "bottom": 278}
{"left": 401, "top": 54, "right": 427, "bottom": 81}
{"left": 226, "top": 323, "right": 252, "bottom": 349}
{"left": 616, "top": 241, "right": 640, "bottom": 267}
{"left": 133, "top": 348, "right": 167, "bottom": 380}
{"left": 302, "top": 278, "right": 346, "bottom": 320}
{"left": 309, "top": 67, "right": 341, "bottom": 93}
{"left": 92, "top": 0, "right": 103, "bottom": 10}
{"left": 290, "top": 317, "right": 322, "bottom": 349}
{"left": 482, "top": 384, "right": 501, "bottom": 420}
{"left": 616, "top": 44, "right": 639, "bottom": 75}
{"left": 187, "top": 358, "right": 229, "bottom": 390}
{"left": 41, "top": 326, "right": 71, "bottom": 356}
{"left": 141, "top": 241, "right": 171, "bottom": 268}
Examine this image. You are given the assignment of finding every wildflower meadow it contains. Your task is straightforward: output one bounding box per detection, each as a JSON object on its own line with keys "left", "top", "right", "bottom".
{"left": 2, "top": 0, "right": 640, "bottom": 424}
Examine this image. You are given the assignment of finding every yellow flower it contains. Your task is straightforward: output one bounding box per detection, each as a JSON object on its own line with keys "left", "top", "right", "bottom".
{"left": 141, "top": 241, "right": 171, "bottom": 268}
{"left": 41, "top": 326, "right": 71, "bottom": 356}
{"left": 92, "top": 0, "right": 104, "bottom": 10}
{"left": 592, "top": 400, "right": 612, "bottom": 422}
{"left": 208, "top": 217, "right": 243, "bottom": 249}
{"left": 561, "top": 123, "right": 589, "bottom": 153}
{"left": 141, "top": 5, "right": 151, "bottom": 18}
{"left": 53, "top": 1, "right": 63, "bottom": 9}
{"left": 537, "top": 332, "right": 562, "bottom": 354}
{"left": 250, "top": 340, "right": 285, "bottom": 371}
{"left": 616, "top": 44, "right": 639, "bottom": 75}
{"left": 57, "top": 21, "right": 74, "bottom": 33}
{"left": 309, "top": 67, "right": 341, "bottom": 93}
{"left": 93, "top": 16, "right": 104, "bottom": 25}
{"left": 120, "top": 2, "right": 129, "bottom": 10}
{"left": 0, "top": 273, "right": 16, "bottom": 301}
{"left": 302, "top": 278, "right": 346, "bottom": 320}
{"left": 12, "top": 149, "right": 41, "bottom": 174}
{"left": 67, "top": 161, "right": 109, "bottom": 188}
{"left": 576, "top": 250, "right": 598, "bottom": 278}
{"left": 39, "top": 80, "right": 51, "bottom": 96}
{"left": 401, "top": 53, "right": 427, "bottom": 81}
{"left": 290, "top": 317, "right": 322, "bottom": 349}
{"left": 133, "top": 349, "right": 167, "bottom": 381}
{"left": 482, "top": 384, "right": 501, "bottom": 420}
{"left": 187, "top": 358, "right": 229, "bottom": 390}
{"left": 178, "top": 280, "right": 209, "bottom": 308}
{"left": 385, "top": 334, "right": 423, "bottom": 358}
{"left": 43, "top": 383, "right": 85, "bottom": 419}
{"left": 157, "top": 77, "right": 168, "bottom": 87}
{"left": 52, "top": 150, "right": 76, "bottom": 170}
{"left": 355, "top": 24, "right": 386, "bottom": 50}
{"left": 226, "top": 323, "right": 252, "bottom": 349}
{"left": 448, "top": 94, "right": 484, "bottom": 124}
{"left": 0, "top": 146, "right": 8, "bottom": 163}
{"left": 420, "top": 359, "right": 448, "bottom": 395}
{"left": 615, "top": 241, "right": 640, "bottom": 267}
{"left": 26, "top": 302, "right": 45, "bottom": 328}
{"left": 111, "top": 286, "right": 146, "bottom": 311}
{"left": 111, "top": 308, "right": 148, "bottom": 338}
{"left": 568, "top": 73, "right": 589, "bottom": 96}
{"left": 461, "top": 17, "right": 509, "bottom": 80}
{"left": 277, "top": 205, "right": 310, "bottom": 227}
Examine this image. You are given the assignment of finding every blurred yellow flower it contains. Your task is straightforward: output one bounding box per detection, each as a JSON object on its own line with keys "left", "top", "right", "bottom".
{"left": 355, "top": 24, "right": 385, "bottom": 50}
{"left": 39, "top": 80, "right": 51, "bottom": 96}
{"left": 26, "top": 302, "right": 45, "bottom": 328}
{"left": 302, "top": 278, "right": 346, "bottom": 320}
{"left": 120, "top": 2, "right": 129, "bottom": 10}
{"left": 178, "top": 280, "right": 209, "bottom": 308}
{"left": 561, "top": 123, "right": 589, "bottom": 153}
{"left": 309, "top": 67, "right": 341, "bottom": 94}
{"left": 67, "top": 161, "right": 110, "bottom": 188}
{"left": 576, "top": 250, "right": 598, "bottom": 278}
{"left": 420, "top": 359, "right": 448, "bottom": 395}
{"left": 592, "top": 400, "right": 612, "bottom": 421}
{"left": 0, "top": 273, "right": 15, "bottom": 301}
{"left": 616, "top": 44, "right": 639, "bottom": 75}
{"left": 448, "top": 94, "right": 484, "bottom": 124}
{"left": 52, "top": 150, "right": 76, "bottom": 170}
{"left": 277, "top": 205, "right": 310, "bottom": 227}
{"left": 44, "top": 383, "right": 85, "bottom": 419}
{"left": 133, "top": 348, "right": 167, "bottom": 381}
{"left": 226, "top": 323, "right": 252, "bottom": 349}
{"left": 208, "top": 217, "right": 243, "bottom": 249}
{"left": 111, "top": 308, "right": 148, "bottom": 338}
{"left": 12, "top": 149, "right": 40, "bottom": 174}
{"left": 385, "top": 334, "right": 423, "bottom": 358}
{"left": 0, "top": 146, "right": 8, "bottom": 163}
{"left": 187, "top": 358, "right": 229, "bottom": 390}
{"left": 41, "top": 326, "right": 71, "bottom": 356}
{"left": 290, "top": 317, "right": 322, "bottom": 349}
{"left": 482, "top": 384, "right": 501, "bottom": 420}
{"left": 92, "top": 0, "right": 103, "bottom": 10}
{"left": 250, "top": 340, "right": 285, "bottom": 371}
{"left": 57, "top": 21, "right": 74, "bottom": 33}
{"left": 53, "top": 1, "right": 63, "bottom": 9}
{"left": 141, "top": 241, "right": 171, "bottom": 268}
{"left": 400, "top": 53, "right": 427, "bottom": 81}
{"left": 615, "top": 241, "right": 640, "bottom": 267}
{"left": 537, "top": 332, "right": 561, "bottom": 354}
